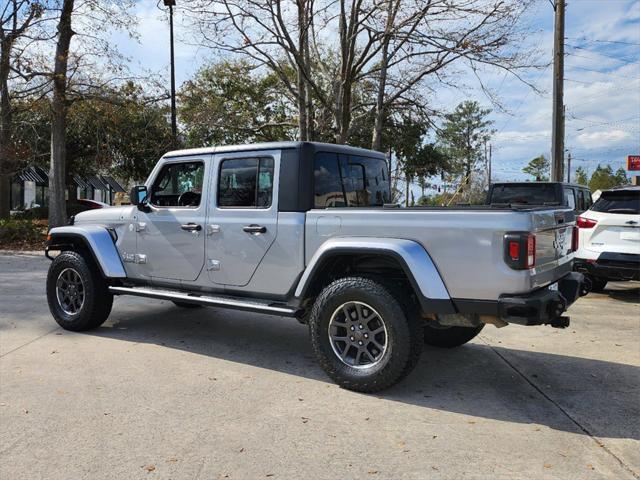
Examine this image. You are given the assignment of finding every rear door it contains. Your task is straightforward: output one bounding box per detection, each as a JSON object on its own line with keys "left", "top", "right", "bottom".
{"left": 205, "top": 150, "right": 279, "bottom": 286}
{"left": 584, "top": 190, "right": 640, "bottom": 255}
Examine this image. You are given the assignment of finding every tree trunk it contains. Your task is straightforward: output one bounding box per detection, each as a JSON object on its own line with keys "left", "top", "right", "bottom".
{"left": 405, "top": 175, "right": 410, "bottom": 207}
{"left": 371, "top": 1, "right": 394, "bottom": 151}
{"left": 0, "top": 37, "right": 14, "bottom": 219}
{"left": 48, "top": 0, "right": 75, "bottom": 228}
{"left": 296, "top": 0, "right": 309, "bottom": 141}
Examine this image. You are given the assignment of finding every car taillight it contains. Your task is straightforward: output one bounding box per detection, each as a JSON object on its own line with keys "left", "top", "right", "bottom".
{"left": 504, "top": 233, "right": 536, "bottom": 270}
{"left": 577, "top": 216, "right": 597, "bottom": 228}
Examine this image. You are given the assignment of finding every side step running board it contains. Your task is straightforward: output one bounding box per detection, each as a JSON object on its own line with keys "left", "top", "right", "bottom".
{"left": 108, "top": 286, "right": 300, "bottom": 317}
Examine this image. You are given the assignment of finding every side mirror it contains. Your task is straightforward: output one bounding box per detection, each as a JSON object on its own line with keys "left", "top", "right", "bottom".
{"left": 130, "top": 185, "right": 148, "bottom": 207}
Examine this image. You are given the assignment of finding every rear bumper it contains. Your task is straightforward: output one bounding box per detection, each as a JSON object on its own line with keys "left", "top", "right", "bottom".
{"left": 497, "top": 272, "right": 586, "bottom": 327}
{"left": 574, "top": 252, "right": 640, "bottom": 281}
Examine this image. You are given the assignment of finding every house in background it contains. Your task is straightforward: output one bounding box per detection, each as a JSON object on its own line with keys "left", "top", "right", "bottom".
{"left": 10, "top": 166, "right": 49, "bottom": 210}
{"left": 10, "top": 166, "right": 126, "bottom": 211}
{"left": 73, "top": 175, "right": 126, "bottom": 205}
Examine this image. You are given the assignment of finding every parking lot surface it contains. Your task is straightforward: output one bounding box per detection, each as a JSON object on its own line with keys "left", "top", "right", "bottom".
{"left": 1, "top": 252, "right": 639, "bottom": 479}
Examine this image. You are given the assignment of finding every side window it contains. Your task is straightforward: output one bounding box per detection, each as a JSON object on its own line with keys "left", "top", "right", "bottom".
{"left": 314, "top": 153, "right": 346, "bottom": 207}
{"left": 346, "top": 155, "right": 390, "bottom": 207}
{"left": 151, "top": 162, "right": 204, "bottom": 207}
{"left": 218, "top": 157, "right": 274, "bottom": 208}
{"left": 564, "top": 188, "right": 576, "bottom": 210}
{"left": 313, "top": 152, "right": 390, "bottom": 208}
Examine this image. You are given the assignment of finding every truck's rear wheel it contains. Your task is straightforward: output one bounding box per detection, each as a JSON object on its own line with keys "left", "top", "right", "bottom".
{"left": 46, "top": 251, "right": 113, "bottom": 331}
{"left": 423, "top": 323, "right": 484, "bottom": 348}
{"left": 308, "top": 277, "right": 422, "bottom": 393}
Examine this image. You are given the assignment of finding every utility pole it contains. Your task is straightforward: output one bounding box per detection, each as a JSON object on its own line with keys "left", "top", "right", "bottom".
{"left": 551, "top": 0, "right": 565, "bottom": 181}
{"left": 567, "top": 152, "right": 571, "bottom": 183}
{"left": 489, "top": 143, "right": 492, "bottom": 186}
{"left": 164, "top": 0, "right": 177, "bottom": 147}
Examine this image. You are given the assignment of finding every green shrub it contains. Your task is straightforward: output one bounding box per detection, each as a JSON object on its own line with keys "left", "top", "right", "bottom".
{"left": 0, "top": 219, "right": 45, "bottom": 245}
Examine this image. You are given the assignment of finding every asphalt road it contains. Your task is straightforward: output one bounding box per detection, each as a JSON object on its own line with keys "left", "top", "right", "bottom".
{"left": 1, "top": 252, "right": 639, "bottom": 480}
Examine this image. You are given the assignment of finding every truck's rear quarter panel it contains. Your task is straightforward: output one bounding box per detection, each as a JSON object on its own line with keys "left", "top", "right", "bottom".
{"left": 305, "top": 208, "right": 574, "bottom": 301}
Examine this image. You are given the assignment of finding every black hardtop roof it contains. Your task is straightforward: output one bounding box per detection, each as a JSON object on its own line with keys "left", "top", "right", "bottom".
{"left": 163, "top": 141, "right": 386, "bottom": 160}
{"left": 491, "top": 181, "right": 589, "bottom": 189}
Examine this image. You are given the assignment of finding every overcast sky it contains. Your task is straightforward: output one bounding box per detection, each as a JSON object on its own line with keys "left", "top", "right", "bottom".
{"left": 114, "top": 0, "right": 640, "bottom": 183}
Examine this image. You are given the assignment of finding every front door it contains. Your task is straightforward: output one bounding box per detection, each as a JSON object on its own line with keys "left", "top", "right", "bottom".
{"left": 206, "top": 150, "right": 279, "bottom": 286}
{"left": 136, "top": 157, "right": 208, "bottom": 281}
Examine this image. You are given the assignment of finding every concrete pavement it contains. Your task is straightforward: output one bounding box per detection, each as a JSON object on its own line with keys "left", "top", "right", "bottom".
{"left": 1, "top": 252, "right": 638, "bottom": 479}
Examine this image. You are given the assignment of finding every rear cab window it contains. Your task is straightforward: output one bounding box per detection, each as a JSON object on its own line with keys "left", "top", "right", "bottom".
{"left": 591, "top": 190, "right": 640, "bottom": 214}
{"left": 314, "top": 152, "right": 390, "bottom": 208}
{"left": 564, "top": 188, "right": 576, "bottom": 210}
{"left": 489, "top": 184, "right": 559, "bottom": 205}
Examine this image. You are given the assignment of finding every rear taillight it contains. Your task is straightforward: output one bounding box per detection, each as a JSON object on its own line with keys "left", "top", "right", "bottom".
{"left": 526, "top": 234, "right": 535, "bottom": 268}
{"left": 572, "top": 226, "right": 579, "bottom": 252}
{"left": 504, "top": 233, "right": 536, "bottom": 270}
{"left": 577, "top": 216, "right": 597, "bottom": 228}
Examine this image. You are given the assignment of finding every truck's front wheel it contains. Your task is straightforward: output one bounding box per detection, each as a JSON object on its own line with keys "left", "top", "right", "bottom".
{"left": 308, "top": 277, "right": 422, "bottom": 393}
{"left": 46, "top": 251, "right": 113, "bottom": 331}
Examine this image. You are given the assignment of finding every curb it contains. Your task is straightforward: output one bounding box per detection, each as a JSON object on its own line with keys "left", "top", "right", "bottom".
{"left": 0, "top": 249, "right": 45, "bottom": 257}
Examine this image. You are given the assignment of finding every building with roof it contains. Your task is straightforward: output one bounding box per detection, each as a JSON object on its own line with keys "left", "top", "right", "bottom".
{"left": 10, "top": 167, "right": 126, "bottom": 211}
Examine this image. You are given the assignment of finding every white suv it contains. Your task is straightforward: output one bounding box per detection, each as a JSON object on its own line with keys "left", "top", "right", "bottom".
{"left": 574, "top": 186, "right": 640, "bottom": 292}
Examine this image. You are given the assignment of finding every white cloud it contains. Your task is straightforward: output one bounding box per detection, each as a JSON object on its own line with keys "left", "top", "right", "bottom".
{"left": 576, "top": 129, "right": 633, "bottom": 147}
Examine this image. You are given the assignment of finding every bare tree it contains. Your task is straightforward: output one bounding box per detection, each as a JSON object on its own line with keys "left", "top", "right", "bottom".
{"left": 0, "top": 0, "right": 46, "bottom": 219}
{"left": 184, "top": 0, "right": 327, "bottom": 141}
{"left": 47, "top": 0, "right": 73, "bottom": 227}
{"left": 369, "top": 0, "right": 539, "bottom": 150}
{"left": 36, "top": 0, "right": 136, "bottom": 227}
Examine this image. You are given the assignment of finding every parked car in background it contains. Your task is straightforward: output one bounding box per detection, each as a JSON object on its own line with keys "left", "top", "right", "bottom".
{"left": 76, "top": 199, "right": 111, "bottom": 210}
{"left": 574, "top": 186, "right": 640, "bottom": 292}
{"left": 487, "top": 182, "right": 593, "bottom": 214}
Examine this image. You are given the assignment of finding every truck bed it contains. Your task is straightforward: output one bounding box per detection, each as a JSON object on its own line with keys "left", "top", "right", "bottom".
{"left": 305, "top": 206, "right": 575, "bottom": 301}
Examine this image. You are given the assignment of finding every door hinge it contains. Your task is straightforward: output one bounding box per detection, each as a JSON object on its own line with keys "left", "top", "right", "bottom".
{"left": 136, "top": 222, "right": 147, "bottom": 232}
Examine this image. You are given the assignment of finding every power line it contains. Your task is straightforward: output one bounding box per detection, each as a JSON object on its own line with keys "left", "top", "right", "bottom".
{"left": 564, "top": 65, "right": 640, "bottom": 80}
{"left": 567, "top": 36, "right": 640, "bottom": 47}
{"left": 566, "top": 45, "right": 639, "bottom": 64}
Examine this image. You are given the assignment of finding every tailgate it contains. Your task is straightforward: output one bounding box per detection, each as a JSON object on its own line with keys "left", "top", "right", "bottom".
{"left": 532, "top": 209, "right": 575, "bottom": 272}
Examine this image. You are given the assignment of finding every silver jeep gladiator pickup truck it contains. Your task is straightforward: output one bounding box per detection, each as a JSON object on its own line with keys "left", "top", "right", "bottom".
{"left": 46, "top": 142, "right": 587, "bottom": 392}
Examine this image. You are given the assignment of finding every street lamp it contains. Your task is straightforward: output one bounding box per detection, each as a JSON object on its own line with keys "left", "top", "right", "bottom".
{"left": 163, "top": 0, "right": 177, "bottom": 147}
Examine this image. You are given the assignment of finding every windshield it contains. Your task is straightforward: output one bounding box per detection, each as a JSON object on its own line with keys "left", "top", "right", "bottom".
{"left": 490, "top": 184, "right": 558, "bottom": 205}
{"left": 591, "top": 190, "right": 640, "bottom": 214}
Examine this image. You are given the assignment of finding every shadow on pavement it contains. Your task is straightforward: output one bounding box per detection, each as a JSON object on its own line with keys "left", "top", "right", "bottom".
{"left": 89, "top": 301, "right": 640, "bottom": 441}
{"left": 606, "top": 286, "right": 640, "bottom": 304}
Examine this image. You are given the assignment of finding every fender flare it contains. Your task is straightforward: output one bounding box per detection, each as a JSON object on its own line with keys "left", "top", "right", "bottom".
{"left": 47, "top": 225, "right": 126, "bottom": 278}
{"left": 294, "top": 238, "right": 455, "bottom": 314}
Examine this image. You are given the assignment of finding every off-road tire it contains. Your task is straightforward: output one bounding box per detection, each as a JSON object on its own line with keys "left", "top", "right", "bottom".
{"left": 423, "top": 323, "right": 485, "bottom": 348}
{"left": 308, "top": 276, "right": 423, "bottom": 393}
{"left": 46, "top": 251, "right": 113, "bottom": 331}
{"left": 172, "top": 301, "right": 203, "bottom": 309}
{"left": 588, "top": 276, "right": 608, "bottom": 293}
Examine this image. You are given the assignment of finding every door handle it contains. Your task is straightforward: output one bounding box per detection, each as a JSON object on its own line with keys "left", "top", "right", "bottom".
{"left": 243, "top": 224, "right": 267, "bottom": 234}
{"left": 181, "top": 223, "right": 202, "bottom": 232}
